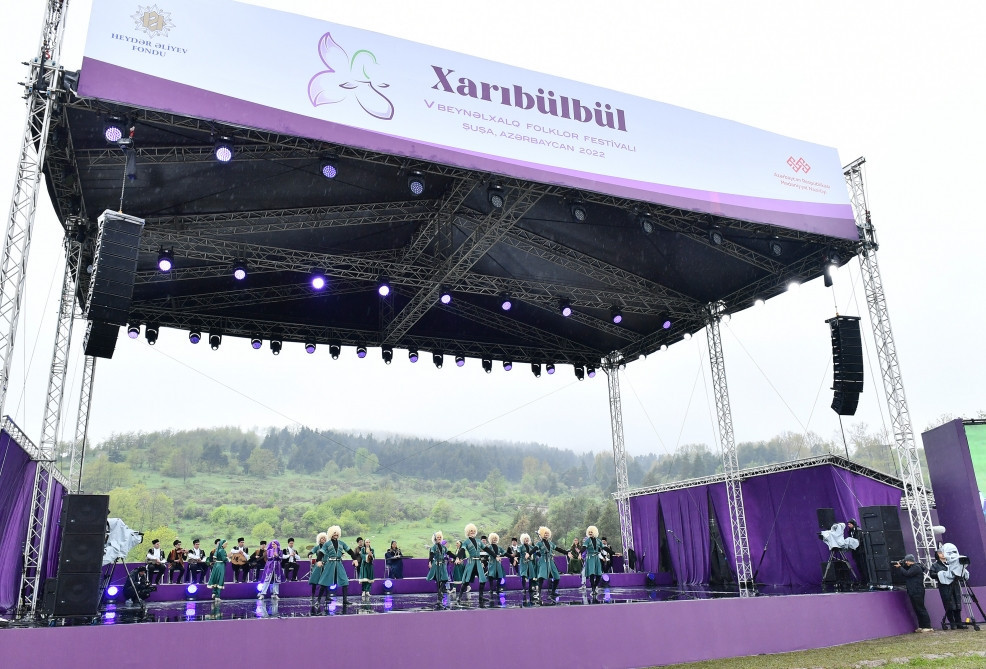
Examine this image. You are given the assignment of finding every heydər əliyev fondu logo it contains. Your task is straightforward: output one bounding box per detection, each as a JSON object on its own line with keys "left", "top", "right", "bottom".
{"left": 787, "top": 156, "right": 811, "bottom": 174}
{"left": 131, "top": 4, "right": 175, "bottom": 37}
{"left": 308, "top": 33, "right": 395, "bottom": 121}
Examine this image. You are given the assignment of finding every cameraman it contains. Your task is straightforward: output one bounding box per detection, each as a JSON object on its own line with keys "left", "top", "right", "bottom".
{"left": 893, "top": 554, "right": 933, "bottom": 632}
{"left": 123, "top": 565, "right": 156, "bottom": 604}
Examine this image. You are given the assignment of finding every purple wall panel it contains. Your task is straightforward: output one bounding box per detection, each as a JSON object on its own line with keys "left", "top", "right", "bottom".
{"left": 923, "top": 419, "right": 986, "bottom": 586}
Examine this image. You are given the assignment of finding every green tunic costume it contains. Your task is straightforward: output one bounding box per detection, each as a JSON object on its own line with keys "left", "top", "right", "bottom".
{"left": 316, "top": 538, "right": 353, "bottom": 588}
{"left": 517, "top": 542, "right": 537, "bottom": 579}
{"left": 485, "top": 542, "right": 506, "bottom": 580}
{"left": 207, "top": 540, "right": 228, "bottom": 590}
{"left": 451, "top": 544, "right": 466, "bottom": 583}
{"left": 358, "top": 545, "right": 375, "bottom": 583}
{"left": 582, "top": 536, "right": 603, "bottom": 577}
{"left": 308, "top": 540, "right": 327, "bottom": 586}
{"left": 426, "top": 542, "right": 450, "bottom": 583}
{"left": 535, "top": 538, "right": 562, "bottom": 580}
{"left": 460, "top": 536, "right": 488, "bottom": 584}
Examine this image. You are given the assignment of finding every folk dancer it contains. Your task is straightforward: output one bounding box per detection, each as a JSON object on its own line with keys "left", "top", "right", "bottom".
{"left": 457, "top": 523, "right": 489, "bottom": 602}
{"left": 308, "top": 532, "right": 328, "bottom": 611}
{"left": 485, "top": 533, "right": 506, "bottom": 595}
{"left": 583, "top": 526, "right": 604, "bottom": 594}
{"left": 451, "top": 540, "right": 465, "bottom": 589}
{"left": 534, "top": 526, "right": 568, "bottom": 602}
{"left": 207, "top": 539, "right": 229, "bottom": 601}
{"left": 315, "top": 525, "right": 358, "bottom": 609}
{"left": 516, "top": 533, "right": 537, "bottom": 596}
{"left": 357, "top": 538, "right": 375, "bottom": 599}
{"left": 258, "top": 539, "right": 284, "bottom": 599}
{"left": 426, "top": 531, "right": 450, "bottom": 606}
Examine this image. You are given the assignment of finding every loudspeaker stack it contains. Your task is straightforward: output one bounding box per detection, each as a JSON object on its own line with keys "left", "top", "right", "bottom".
{"left": 859, "top": 505, "right": 906, "bottom": 587}
{"left": 826, "top": 315, "right": 864, "bottom": 416}
{"left": 45, "top": 494, "right": 109, "bottom": 617}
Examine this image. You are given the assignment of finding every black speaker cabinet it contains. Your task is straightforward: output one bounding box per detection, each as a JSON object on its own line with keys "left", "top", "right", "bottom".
{"left": 860, "top": 505, "right": 906, "bottom": 586}
{"left": 816, "top": 507, "right": 836, "bottom": 530}
{"left": 50, "top": 573, "right": 102, "bottom": 617}
{"left": 60, "top": 495, "right": 110, "bottom": 535}
{"left": 58, "top": 533, "right": 105, "bottom": 573}
{"left": 826, "top": 316, "right": 864, "bottom": 416}
{"left": 85, "top": 210, "right": 144, "bottom": 326}
{"left": 83, "top": 320, "right": 120, "bottom": 359}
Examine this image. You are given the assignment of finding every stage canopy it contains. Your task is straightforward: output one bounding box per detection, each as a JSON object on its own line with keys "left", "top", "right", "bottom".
{"left": 629, "top": 455, "right": 904, "bottom": 587}
{"left": 42, "top": 0, "right": 860, "bottom": 366}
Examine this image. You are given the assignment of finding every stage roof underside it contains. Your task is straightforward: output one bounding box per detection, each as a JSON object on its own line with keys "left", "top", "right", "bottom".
{"left": 42, "top": 90, "right": 861, "bottom": 366}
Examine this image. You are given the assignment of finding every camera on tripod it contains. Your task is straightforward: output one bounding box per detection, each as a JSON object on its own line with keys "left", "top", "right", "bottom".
{"left": 959, "top": 555, "right": 971, "bottom": 567}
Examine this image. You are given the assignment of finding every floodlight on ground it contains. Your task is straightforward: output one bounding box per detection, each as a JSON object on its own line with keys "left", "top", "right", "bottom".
{"left": 145, "top": 324, "right": 159, "bottom": 345}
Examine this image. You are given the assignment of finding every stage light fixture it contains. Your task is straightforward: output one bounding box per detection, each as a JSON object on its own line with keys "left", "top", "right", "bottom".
{"left": 574, "top": 365, "right": 585, "bottom": 381}
{"left": 251, "top": 337, "right": 262, "bottom": 350}
{"left": 214, "top": 136, "right": 234, "bottom": 163}
{"left": 455, "top": 355, "right": 465, "bottom": 367}
{"left": 587, "top": 366, "right": 596, "bottom": 378}
{"left": 488, "top": 184, "right": 506, "bottom": 209}
{"left": 106, "top": 585, "right": 119, "bottom": 597}
{"left": 754, "top": 298, "right": 765, "bottom": 307}
{"left": 232, "top": 261, "right": 247, "bottom": 281}
{"left": 660, "top": 313, "right": 672, "bottom": 330}
{"left": 377, "top": 276, "right": 391, "bottom": 297}
{"left": 660, "top": 344, "right": 668, "bottom": 351}
{"left": 787, "top": 281, "right": 800, "bottom": 291}
{"left": 439, "top": 287, "right": 452, "bottom": 305}
{"left": 408, "top": 349, "right": 419, "bottom": 363}
{"left": 127, "top": 324, "right": 140, "bottom": 339}
{"left": 189, "top": 330, "right": 201, "bottom": 344}
{"left": 186, "top": 584, "right": 198, "bottom": 596}
{"left": 683, "top": 332, "right": 692, "bottom": 341}
{"left": 570, "top": 201, "right": 587, "bottom": 222}
{"left": 482, "top": 358, "right": 492, "bottom": 373}
{"left": 329, "top": 343, "right": 341, "bottom": 359}
{"left": 382, "top": 346, "right": 394, "bottom": 364}
{"left": 209, "top": 333, "right": 222, "bottom": 350}
{"left": 305, "top": 341, "right": 316, "bottom": 354}
{"left": 559, "top": 299, "right": 573, "bottom": 318}
{"left": 270, "top": 339, "right": 282, "bottom": 355}
{"left": 610, "top": 306, "right": 623, "bottom": 324}
{"left": 531, "top": 363, "right": 541, "bottom": 378}
{"left": 433, "top": 352, "right": 443, "bottom": 369}
{"left": 407, "top": 170, "right": 426, "bottom": 196}
{"left": 310, "top": 271, "right": 327, "bottom": 291}
{"left": 383, "top": 579, "right": 394, "bottom": 593}
{"left": 546, "top": 363, "right": 555, "bottom": 375}
{"left": 500, "top": 295, "right": 512, "bottom": 311}
{"left": 103, "top": 117, "right": 125, "bottom": 144}
{"left": 503, "top": 360, "right": 513, "bottom": 371}
{"left": 356, "top": 346, "right": 367, "bottom": 359}
{"left": 639, "top": 213, "right": 653, "bottom": 234}
{"left": 769, "top": 240, "right": 783, "bottom": 257}
{"left": 320, "top": 159, "right": 338, "bottom": 179}
{"left": 145, "top": 324, "right": 159, "bottom": 345}
{"left": 709, "top": 228, "right": 724, "bottom": 246}
{"left": 157, "top": 249, "right": 173, "bottom": 272}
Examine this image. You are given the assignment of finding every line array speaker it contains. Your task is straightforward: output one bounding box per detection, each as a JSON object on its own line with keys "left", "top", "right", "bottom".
{"left": 85, "top": 210, "right": 144, "bottom": 326}
{"left": 860, "top": 505, "right": 905, "bottom": 587}
{"left": 83, "top": 320, "right": 120, "bottom": 359}
{"left": 826, "top": 315, "right": 864, "bottom": 416}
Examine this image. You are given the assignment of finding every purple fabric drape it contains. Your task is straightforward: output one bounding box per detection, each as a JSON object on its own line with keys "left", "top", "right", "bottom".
{"left": 0, "top": 432, "right": 35, "bottom": 613}
{"left": 660, "top": 488, "right": 711, "bottom": 584}
{"left": 630, "top": 494, "right": 660, "bottom": 574}
{"left": 43, "top": 483, "right": 66, "bottom": 580}
{"left": 634, "top": 464, "right": 904, "bottom": 587}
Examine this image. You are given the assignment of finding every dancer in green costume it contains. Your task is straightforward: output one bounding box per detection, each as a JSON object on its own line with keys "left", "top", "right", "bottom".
{"left": 207, "top": 539, "right": 228, "bottom": 600}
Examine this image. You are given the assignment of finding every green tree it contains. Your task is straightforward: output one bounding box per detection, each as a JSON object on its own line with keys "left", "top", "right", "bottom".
{"left": 109, "top": 484, "right": 174, "bottom": 532}
{"left": 484, "top": 467, "right": 506, "bottom": 511}
{"left": 431, "top": 499, "right": 454, "bottom": 523}
{"left": 127, "top": 525, "right": 180, "bottom": 562}
{"left": 82, "top": 456, "right": 134, "bottom": 493}
{"left": 247, "top": 448, "right": 280, "bottom": 478}
{"left": 252, "top": 521, "right": 275, "bottom": 543}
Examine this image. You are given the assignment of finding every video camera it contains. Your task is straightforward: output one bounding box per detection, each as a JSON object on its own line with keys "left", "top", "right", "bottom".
{"left": 960, "top": 555, "right": 971, "bottom": 567}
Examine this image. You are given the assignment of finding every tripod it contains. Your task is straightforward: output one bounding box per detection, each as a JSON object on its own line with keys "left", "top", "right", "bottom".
{"left": 822, "top": 549, "right": 857, "bottom": 591}
{"left": 957, "top": 575, "right": 984, "bottom": 631}
{"left": 100, "top": 558, "right": 147, "bottom": 613}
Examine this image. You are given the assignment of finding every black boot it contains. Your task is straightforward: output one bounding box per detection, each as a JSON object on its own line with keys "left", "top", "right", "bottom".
{"left": 550, "top": 579, "right": 558, "bottom": 597}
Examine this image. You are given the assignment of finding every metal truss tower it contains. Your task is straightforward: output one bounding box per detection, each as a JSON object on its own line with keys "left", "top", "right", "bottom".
{"left": 844, "top": 157, "right": 936, "bottom": 569}
{"left": 68, "top": 354, "right": 96, "bottom": 493}
{"left": 604, "top": 357, "right": 634, "bottom": 563}
{"left": 706, "top": 302, "right": 754, "bottom": 597}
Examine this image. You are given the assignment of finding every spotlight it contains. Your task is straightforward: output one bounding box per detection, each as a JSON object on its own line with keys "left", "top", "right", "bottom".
{"left": 754, "top": 298, "right": 765, "bottom": 307}
{"left": 305, "top": 341, "right": 316, "bottom": 354}
{"left": 408, "top": 349, "right": 419, "bottom": 363}
{"left": 232, "top": 261, "right": 247, "bottom": 281}
{"left": 660, "top": 313, "right": 672, "bottom": 330}
{"left": 214, "top": 135, "right": 234, "bottom": 163}
{"left": 587, "top": 366, "right": 596, "bottom": 378}
{"left": 127, "top": 324, "right": 140, "bottom": 339}
{"left": 382, "top": 346, "right": 393, "bottom": 364}
{"left": 611, "top": 306, "right": 623, "bottom": 324}
{"left": 320, "top": 159, "right": 338, "bottom": 179}
{"left": 310, "top": 272, "right": 327, "bottom": 291}
{"left": 769, "top": 240, "right": 783, "bottom": 257}
{"left": 329, "top": 343, "right": 341, "bottom": 359}
{"left": 531, "top": 363, "right": 541, "bottom": 378}
{"left": 546, "top": 363, "right": 555, "bottom": 375}
{"left": 383, "top": 579, "right": 394, "bottom": 593}
{"left": 439, "top": 287, "right": 452, "bottom": 305}
{"left": 683, "top": 332, "right": 692, "bottom": 341}
{"left": 186, "top": 584, "right": 198, "bottom": 596}
{"left": 209, "top": 333, "right": 222, "bottom": 350}
{"left": 574, "top": 365, "right": 585, "bottom": 380}
{"left": 455, "top": 355, "right": 465, "bottom": 367}
{"left": 482, "top": 358, "right": 492, "bottom": 373}
{"left": 639, "top": 213, "right": 653, "bottom": 234}
{"left": 433, "top": 352, "right": 443, "bottom": 368}
{"left": 106, "top": 585, "right": 119, "bottom": 597}
{"left": 660, "top": 344, "right": 668, "bottom": 351}
{"left": 103, "top": 117, "right": 124, "bottom": 144}
{"left": 157, "top": 249, "right": 173, "bottom": 272}
{"left": 488, "top": 184, "right": 506, "bottom": 209}
{"left": 503, "top": 360, "right": 513, "bottom": 371}
{"left": 500, "top": 295, "right": 512, "bottom": 311}
{"left": 709, "top": 228, "right": 724, "bottom": 246}
{"left": 407, "top": 170, "right": 426, "bottom": 196}
{"left": 251, "top": 337, "right": 262, "bottom": 350}
{"left": 270, "top": 339, "right": 282, "bottom": 355}
{"left": 787, "top": 281, "right": 799, "bottom": 291}
{"left": 189, "top": 330, "right": 201, "bottom": 344}
{"left": 570, "top": 201, "right": 587, "bottom": 222}
{"left": 145, "top": 324, "right": 159, "bottom": 345}
{"left": 356, "top": 346, "right": 367, "bottom": 359}
{"left": 559, "top": 299, "right": 573, "bottom": 318}
{"left": 377, "top": 277, "right": 391, "bottom": 297}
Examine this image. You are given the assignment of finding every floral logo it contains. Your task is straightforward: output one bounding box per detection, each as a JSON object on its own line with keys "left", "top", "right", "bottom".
{"left": 131, "top": 4, "right": 174, "bottom": 37}
{"left": 308, "top": 33, "right": 394, "bottom": 121}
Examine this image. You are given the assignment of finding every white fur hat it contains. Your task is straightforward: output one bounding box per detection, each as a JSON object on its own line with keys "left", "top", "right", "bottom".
{"left": 464, "top": 523, "right": 478, "bottom": 536}
{"left": 538, "top": 526, "right": 551, "bottom": 539}
{"left": 520, "top": 533, "right": 531, "bottom": 543}
{"left": 316, "top": 531, "right": 328, "bottom": 543}
{"left": 327, "top": 525, "right": 342, "bottom": 538}
{"left": 433, "top": 531, "right": 443, "bottom": 542}
{"left": 489, "top": 532, "right": 500, "bottom": 543}
{"left": 586, "top": 525, "right": 598, "bottom": 538}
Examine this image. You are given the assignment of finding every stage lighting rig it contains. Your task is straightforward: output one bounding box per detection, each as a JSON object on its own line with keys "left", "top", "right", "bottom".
{"left": 455, "top": 355, "right": 465, "bottom": 367}
{"left": 356, "top": 346, "right": 367, "bottom": 358}
{"left": 127, "top": 324, "right": 140, "bottom": 339}
{"left": 270, "top": 339, "right": 282, "bottom": 355}
{"left": 189, "top": 330, "right": 201, "bottom": 344}
{"left": 209, "top": 333, "right": 222, "bottom": 350}
{"left": 407, "top": 170, "right": 426, "bottom": 196}
{"left": 488, "top": 184, "right": 506, "bottom": 209}
{"left": 482, "top": 358, "right": 492, "bottom": 373}
{"left": 329, "top": 343, "right": 341, "bottom": 359}
{"left": 408, "top": 349, "right": 419, "bottom": 363}
{"left": 145, "top": 324, "right": 159, "bottom": 345}
{"left": 433, "top": 352, "right": 443, "bottom": 368}
{"left": 213, "top": 135, "right": 234, "bottom": 163}
{"left": 382, "top": 346, "right": 394, "bottom": 364}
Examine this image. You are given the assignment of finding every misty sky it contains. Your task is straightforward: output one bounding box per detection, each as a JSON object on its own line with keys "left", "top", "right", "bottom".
{"left": 0, "top": 1, "right": 983, "bottom": 465}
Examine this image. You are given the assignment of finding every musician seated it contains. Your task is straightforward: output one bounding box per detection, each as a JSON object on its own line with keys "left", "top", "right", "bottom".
{"left": 167, "top": 539, "right": 187, "bottom": 584}
{"left": 186, "top": 539, "right": 208, "bottom": 584}
{"left": 230, "top": 538, "right": 249, "bottom": 582}
{"left": 281, "top": 538, "right": 300, "bottom": 581}
{"left": 248, "top": 541, "right": 268, "bottom": 581}
{"left": 145, "top": 538, "right": 167, "bottom": 585}
{"left": 385, "top": 541, "right": 404, "bottom": 579}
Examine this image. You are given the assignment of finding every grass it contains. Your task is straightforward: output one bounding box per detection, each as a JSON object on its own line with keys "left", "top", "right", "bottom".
{"left": 665, "top": 630, "right": 986, "bottom": 668}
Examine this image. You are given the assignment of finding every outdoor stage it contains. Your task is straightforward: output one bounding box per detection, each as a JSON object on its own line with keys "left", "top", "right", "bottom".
{"left": 3, "top": 584, "right": 954, "bottom": 668}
